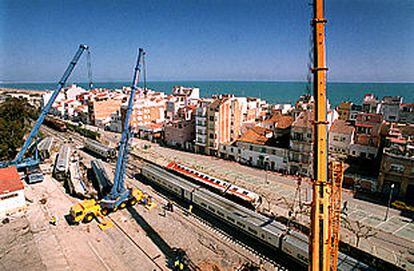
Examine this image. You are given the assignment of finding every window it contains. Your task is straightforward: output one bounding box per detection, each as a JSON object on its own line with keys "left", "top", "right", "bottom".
{"left": 261, "top": 147, "right": 266, "bottom": 153}
{"left": 390, "top": 164, "right": 404, "bottom": 173}
{"left": 249, "top": 146, "right": 253, "bottom": 151}
{"left": 248, "top": 227, "right": 258, "bottom": 235}
{"left": 223, "top": 146, "right": 226, "bottom": 151}
{"left": 209, "top": 116, "right": 215, "bottom": 121}
{"left": 208, "top": 206, "right": 215, "bottom": 212}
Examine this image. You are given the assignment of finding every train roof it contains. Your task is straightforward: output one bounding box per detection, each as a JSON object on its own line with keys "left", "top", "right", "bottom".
{"left": 195, "top": 183, "right": 286, "bottom": 234}
{"left": 38, "top": 137, "right": 54, "bottom": 151}
{"left": 85, "top": 139, "right": 115, "bottom": 151}
{"left": 56, "top": 145, "right": 71, "bottom": 166}
{"left": 144, "top": 163, "right": 200, "bottom": 192}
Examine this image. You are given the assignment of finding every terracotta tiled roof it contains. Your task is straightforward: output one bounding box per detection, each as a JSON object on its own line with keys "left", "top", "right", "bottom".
{"left": 0, "top": 166, "right": 24, "bottom": 195}
{"left": 262, "top": 112, "right": 293, "bottom": 129}
{"left": 292, "top": 110, "right": 313, "bottom": 128}
{"left": 330, "top": 120, "right": 354, "bottom": 135}
{"left": 238, "top": 126, "right": 273, "bottom": 145}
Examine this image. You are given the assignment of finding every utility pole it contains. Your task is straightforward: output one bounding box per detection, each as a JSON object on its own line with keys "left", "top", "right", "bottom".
{"left": 310, "top": 0, "right": 330, "bottom": 271}
{"left": 384, "top": 183, "right": 395, "bottom": 221}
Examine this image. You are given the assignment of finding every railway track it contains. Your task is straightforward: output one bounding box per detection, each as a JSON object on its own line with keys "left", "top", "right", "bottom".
{"left": 124, "top": 155, "right": 287, "bottom": 270}
{"left": 44, "top": 127, "right": 288, "bottom": 269}
{"left": 107, "top": 216, "right": 166, "bottom": 271}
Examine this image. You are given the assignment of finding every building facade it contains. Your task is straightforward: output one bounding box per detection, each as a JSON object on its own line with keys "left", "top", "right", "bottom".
{"left": 349, "top": 113, "right": 383, "bottom": 159}
{"left": 329, "top": 119, "right": 355, "bottom": 159}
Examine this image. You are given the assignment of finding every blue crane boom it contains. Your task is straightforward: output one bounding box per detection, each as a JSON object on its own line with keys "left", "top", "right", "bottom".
{"left": 102, "top": 48, "right": 144, "bottom": 208}
{"left": 1, "top": 44, "right": 89, "bottom": 169}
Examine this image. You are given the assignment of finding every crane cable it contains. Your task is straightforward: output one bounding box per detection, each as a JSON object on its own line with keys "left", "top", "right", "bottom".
{"left": 142, "top": 51, "right": 147, "bottom": 95}
{"left": 306, "top": 1, "right": 314, "bottom": 96}
{"left": 87, "top": 49, "right": 93, "bottom": 89}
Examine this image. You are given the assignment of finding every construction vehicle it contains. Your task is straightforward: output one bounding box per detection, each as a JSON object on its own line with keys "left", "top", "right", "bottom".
{"left": 69, "top": 48, "right": 151, "bottom": 224}
{"left": 0, "top": 44, "right": 91, "bottom": 182}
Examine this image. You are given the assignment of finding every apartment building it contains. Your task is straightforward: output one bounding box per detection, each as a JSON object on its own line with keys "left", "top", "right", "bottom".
{"left": 260, "top": 111, "right": 293, "bottom": 148}
{"left": 125, "top": 92, "right": 166, "bottom": 134}
{"left": 287, "top": 110, "right": 314, "bottom": 176}
{"left": 399, "top": 103, "right": 414, "bottom": 124}
{"left": 88, "top": 99, "right": 123, "bottom": 127}
{"left": 288, "top": 109, "right": 337, "bottom": 176}
{"left": 337, "top": 101, "right": 352, "bottom": 121}
{"left": 164, "top": 106, "right": 196, "bottom": 150}
{"left": 378, "top": 124, "right": 414, "bottom": 201}
{"left": 166, "top": 86, "right": 199, "bottom": 120}
{"left": 378, "top": 96, "right": 403, "bottom": 122}
{"left": 218, "top": 126, "right": 288, "bottom": 171}
{"left": 195, "top": 99, "right": 212, "bottom": 154}
{"left": 362, "top": 93, "right": 379, "bottom": 114}
{"left": 349, "top": 113, "right": 383, "bottom": 159}
{"left": 199, "top": 95, "right": 242, "bottom": 156}
{"left": 329, "top": 119, "right": 355, "bottom": 159}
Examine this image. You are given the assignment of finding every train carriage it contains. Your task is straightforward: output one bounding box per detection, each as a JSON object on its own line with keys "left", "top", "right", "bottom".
{"left": 91, "top": 159, "right": 113, "bottom": 197}
{"left": 84, "top": 139, "right": 116, "bottom": 161}
{"left": 67, "top": 160, "right": 87, "bottom": 198}
{"left": 166, "top": 161, "right": 262, "bottom": 209}
{"left": 141, "top": 163, "right": 374, "bottom": 271}
{"left": 38, "top": 136, "right": 54, "bottom": 160}
{"left": 54, "top": 145, "right": 71, "bottom": 181}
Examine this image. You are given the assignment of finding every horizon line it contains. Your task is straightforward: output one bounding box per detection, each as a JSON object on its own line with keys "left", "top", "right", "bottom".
{"left": 1, "top": 79, "right": 414, "bottom": 84}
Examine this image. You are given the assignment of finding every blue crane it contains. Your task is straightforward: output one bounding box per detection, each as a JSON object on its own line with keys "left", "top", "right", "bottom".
{"left": 100, "top": 48, "right": 145, "bottom": 212}
{"left": 0, "top": 44, "right": 90, "bottom": 171}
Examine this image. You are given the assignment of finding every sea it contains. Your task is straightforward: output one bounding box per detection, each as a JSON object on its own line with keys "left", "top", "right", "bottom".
{"left": 1, "top": 81, "right": 413, "bottom": 106}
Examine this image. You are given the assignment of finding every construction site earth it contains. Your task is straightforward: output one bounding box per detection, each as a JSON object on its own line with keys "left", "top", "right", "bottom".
{"left": 0, "top": 118, "right": 413, "bottom": 271}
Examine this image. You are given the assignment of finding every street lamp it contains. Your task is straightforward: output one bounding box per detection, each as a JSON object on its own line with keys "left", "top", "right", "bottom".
{"left": 263, "top": 155, "right": 269, "bottom": 184}
{"left": 384, "top": 183, "right": 395, "bottom": 221}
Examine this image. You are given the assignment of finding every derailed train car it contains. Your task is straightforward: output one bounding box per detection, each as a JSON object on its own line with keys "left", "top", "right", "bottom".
{"left": 91, "top": 159, "right": 113, "bottom": 197}
{"left": 37, "top": 136, "right": 54, "bottom": 160}
{"left": 84, "top": 139, "right": 116, "bottom": 161}
{"left": 67, "top": 160, "right": 88, "bottom": 198}
{"left": 141, "top": 163, "right": 374, "bottom": 271}
{"left": 53, "top": 145, "right": 71, "bottom": 181}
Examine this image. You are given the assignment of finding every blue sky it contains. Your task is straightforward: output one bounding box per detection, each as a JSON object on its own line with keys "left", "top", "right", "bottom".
{"left": 0, "top": 0, "right": 413, "bottom": 83}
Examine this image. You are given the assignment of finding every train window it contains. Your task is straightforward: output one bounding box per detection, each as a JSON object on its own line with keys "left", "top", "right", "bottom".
{"left": 248, "top": 227, "right": 258, "bottom": 235}
{"left": 242, "top": 191, "right": 249, "bottom": 195}
{"left": 226, "top": 216, "right": 235, "bottom": 223}
{"left": 217, "top": 211, "right": 224, "bottom": 217}
{"left": 201, "top": 203, "right": 207, "bottom": 207}
{"left": 261, "top": 234, "right": 265, "bottom": 239}
{"left": 208, "top": 206, "right": 215, "bottom": 212}
{"left": 230, "top": 187, "right": 237, "bottom": 191}
{"left": 236, "top": 221, "right": 245, "bottom": 228}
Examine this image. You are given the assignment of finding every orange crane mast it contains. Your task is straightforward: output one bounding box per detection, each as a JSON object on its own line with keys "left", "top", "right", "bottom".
{"left": 309, "top": 0, "right": 330, "bottom": 270}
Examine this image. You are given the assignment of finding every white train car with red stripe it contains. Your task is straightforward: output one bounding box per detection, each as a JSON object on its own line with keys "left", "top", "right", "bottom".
{"left": 166, "top": 161, "right": 262, "bottom": 210}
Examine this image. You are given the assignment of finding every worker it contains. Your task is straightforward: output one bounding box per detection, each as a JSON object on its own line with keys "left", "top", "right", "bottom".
{"left": 49, "top": 216, "right": 57, "bottom": 226}
{"left": 174, "top": 259, "right": 180, "bottom": 270}
{"left": 167, "top": 201, "right": 174, "bottom": 212}
{"left": 188, "top": 204, "right": 193, "bottom": 214}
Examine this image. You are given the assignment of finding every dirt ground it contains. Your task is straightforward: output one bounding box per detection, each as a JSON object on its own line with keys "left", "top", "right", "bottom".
{"left": 0, "top": 215, "right": 45, "bottom": 271}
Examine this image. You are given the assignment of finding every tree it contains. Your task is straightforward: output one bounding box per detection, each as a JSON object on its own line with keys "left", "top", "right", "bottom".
{"left": 0, "top": 97, "right": 38, "bottom": 161}
{"left": 342, "top": 217, "right": 377, "bottom": 247}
